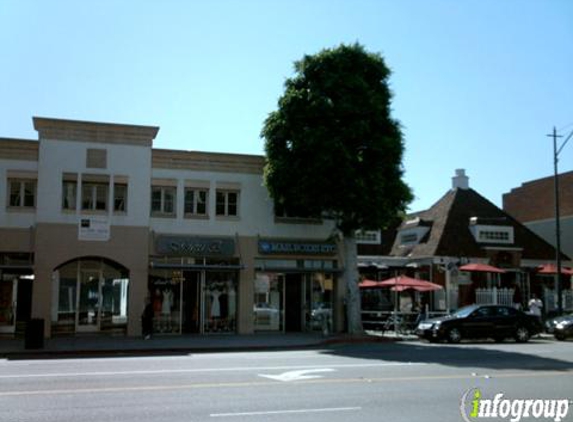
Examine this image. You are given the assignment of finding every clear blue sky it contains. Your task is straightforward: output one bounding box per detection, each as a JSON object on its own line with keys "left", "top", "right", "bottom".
{"left": 1, "top": 0, "right": 572, "bottom": 212}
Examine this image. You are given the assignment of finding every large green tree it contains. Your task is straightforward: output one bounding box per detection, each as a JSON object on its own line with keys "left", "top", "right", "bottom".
{"left": 261, "top": 43, "right": 412, "bottom": 334}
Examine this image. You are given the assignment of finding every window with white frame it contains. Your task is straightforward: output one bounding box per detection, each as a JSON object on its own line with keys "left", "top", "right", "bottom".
{"left": 355, "top": 230, "right": 381, "bottom": 244}
{"left": 151, "top": 186, "right": 176, "bottom": 216}
{"left": 62, "top": 173, "right": 78, "bottom": 210}
{"left": 216, "top": 190, "right": 239, "bottom": 217}
{"left": 400, "top": 232, "right": 418, "bottom": 244}
{"left": 81, "top": 181, "right": 108, "bottom": 211}
{"left": 113, "top": 183, "right": 128, "bottom": 213}
{"left": 471, "top": 225, "right": 514, "bottom": 244}
{"left": 184, "top": 188, "right": 208, "bottom": 216}
{"left": 8, "top": 179, "right": 36, "bottom": 208}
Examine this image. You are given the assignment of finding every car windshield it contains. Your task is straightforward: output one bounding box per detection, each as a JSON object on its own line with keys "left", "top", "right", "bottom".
{"left": 452, "top": 305, "right": 479, "bottom": 318}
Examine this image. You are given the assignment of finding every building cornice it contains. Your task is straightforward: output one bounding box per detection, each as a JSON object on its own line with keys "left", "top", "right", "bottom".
{"left": 152, "top": 148, "right": 264, "bottom": 174}
{"left": 33, "top": 117, "right": 159, "bottom": 147}
{"left": 0, "top": 138, "right": 39, "bottom": 161}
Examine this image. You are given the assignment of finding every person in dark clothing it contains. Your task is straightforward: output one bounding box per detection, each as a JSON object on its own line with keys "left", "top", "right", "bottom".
{"left": 141, "top": 298, "right": 154, "bottom": 340}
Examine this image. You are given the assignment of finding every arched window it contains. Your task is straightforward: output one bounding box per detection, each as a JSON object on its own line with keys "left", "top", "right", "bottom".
{"left": 51, "top": 258, "right": 129, "bottom": 335}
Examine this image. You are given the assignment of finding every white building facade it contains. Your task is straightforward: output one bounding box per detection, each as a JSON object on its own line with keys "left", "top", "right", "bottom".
{"left": 0, "top": 117, "right": 343, "bottom": 338}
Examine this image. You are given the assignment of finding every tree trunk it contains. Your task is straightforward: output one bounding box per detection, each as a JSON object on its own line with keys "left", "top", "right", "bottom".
{"left": 343, "top": 234, "right": 363, "bottom": 334}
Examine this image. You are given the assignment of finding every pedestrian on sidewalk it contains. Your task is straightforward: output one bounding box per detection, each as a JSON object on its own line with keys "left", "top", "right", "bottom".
{"left": 528, "top": 294, "right": 543, "bottom": 319}
{"left": 141, "top": 297, "right": 154, "bottom": 340}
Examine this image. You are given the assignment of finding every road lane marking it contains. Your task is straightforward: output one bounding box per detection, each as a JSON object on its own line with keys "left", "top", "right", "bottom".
{"left": 0, "top": 370, "right": 570, "bottom": 397}
{"left": 258, "top": 368, "right": 336, "bottom": 381}
{"left": 210, "top": 406, "right": 361, "bottom": 417}
{"left": 0, "top": 362, "right": 424, "bottom": 379}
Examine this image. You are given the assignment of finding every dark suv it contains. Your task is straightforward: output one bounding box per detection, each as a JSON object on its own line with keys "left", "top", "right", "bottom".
{"left": 416, "top": 304, "right": 543, "bottom": 343}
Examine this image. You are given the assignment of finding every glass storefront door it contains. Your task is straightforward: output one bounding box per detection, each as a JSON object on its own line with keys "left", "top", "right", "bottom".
{"left": 254, "top": 273, "right": 284, "bottom": 332}
{"left": 77, "top": 270, "right": 101, "bottom": 331}
{"left": 182, "top": 271, "right": 201, "bottom": 334}
{"left": 0, "top": 277, "right": 16, "bottom": 333}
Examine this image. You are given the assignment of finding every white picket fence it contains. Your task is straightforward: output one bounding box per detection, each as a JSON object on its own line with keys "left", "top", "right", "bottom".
{"left": 432, "top": 287, "right": 572, "bottom": 312}
{"left": 475, "top": 288, "right": 516, "bottom": 306}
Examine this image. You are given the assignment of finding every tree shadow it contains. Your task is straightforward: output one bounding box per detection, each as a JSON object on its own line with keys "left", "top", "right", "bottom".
{"left": 320, "top": 338, "right": 573, "bottom": 371}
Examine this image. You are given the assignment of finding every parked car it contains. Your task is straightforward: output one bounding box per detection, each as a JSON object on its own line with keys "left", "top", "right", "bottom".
{"left": 416, "top": 304, "right": 543, "bottom": 343}
{"left": 545, "top": 313, "right": 573, "bottom": 334}
{"left": 552, "top": 314, "right": 573, "bottom": 341}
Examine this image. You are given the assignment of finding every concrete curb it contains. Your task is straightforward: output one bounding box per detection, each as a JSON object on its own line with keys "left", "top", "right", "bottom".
{"left": 0, "top": 334, "right": 403, "bottom": 360}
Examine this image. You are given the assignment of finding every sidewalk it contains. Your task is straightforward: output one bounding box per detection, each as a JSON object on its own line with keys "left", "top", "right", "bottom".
{"left": 0, "top": 331, "right": 406, "bottom": 359}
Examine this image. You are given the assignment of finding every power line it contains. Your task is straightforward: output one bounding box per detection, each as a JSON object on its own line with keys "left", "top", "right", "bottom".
{"left": 557, "top": 121, "right": 573, "bottom": 133}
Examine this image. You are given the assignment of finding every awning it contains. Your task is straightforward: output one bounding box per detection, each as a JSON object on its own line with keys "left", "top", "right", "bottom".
{"left": 150, "top": 262, "right": 244, "bottom": 271}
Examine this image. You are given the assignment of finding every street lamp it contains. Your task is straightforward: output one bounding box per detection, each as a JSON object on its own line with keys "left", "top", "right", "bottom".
{"left": 548, "top": 126, "right": 573, "bottom": 315}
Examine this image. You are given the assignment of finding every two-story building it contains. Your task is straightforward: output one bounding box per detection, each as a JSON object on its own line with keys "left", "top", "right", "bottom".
{"left": 0, "top": 117, "right": 344, "bottom": 338}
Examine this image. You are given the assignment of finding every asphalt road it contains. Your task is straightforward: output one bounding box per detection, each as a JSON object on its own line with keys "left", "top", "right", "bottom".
{"left": 1, "top": 338, "right": 572, "bottom": 422}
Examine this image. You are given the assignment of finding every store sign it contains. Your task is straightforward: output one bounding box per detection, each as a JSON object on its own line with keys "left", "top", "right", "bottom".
{"left": 258, "top": 240, "right": 337, "bottom": 256}
{"left": 78, "top": 217, "right": 110, "bottom": 241}
{"left": 156, "top": 236, "right": 235, "bottom": 256}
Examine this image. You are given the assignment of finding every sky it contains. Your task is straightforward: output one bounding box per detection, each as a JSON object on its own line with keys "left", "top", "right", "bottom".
{"left": 1, "top": 0, "right": 572, "bottom": 212}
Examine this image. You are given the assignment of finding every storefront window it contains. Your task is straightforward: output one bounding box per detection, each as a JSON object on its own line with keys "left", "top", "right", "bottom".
{"left": 149, "top": 270, "right": 182, "bottom": 334}
{"left": 253, "top": 272, "right": 334, "bottom": 333}
{"left": 254, "top": 273, "right": 284, "bottom": 332}
{"left": 308, "top": 273, "right": 333, "bottom": 332}
{"left": 204, "top": 272, "right": 237, "bottom": 333}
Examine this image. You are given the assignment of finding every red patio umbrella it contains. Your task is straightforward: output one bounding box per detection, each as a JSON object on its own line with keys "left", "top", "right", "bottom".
{"left": 358, "top": 279, "right": 386, "bottom": 288}
{"left": 459, "top": 263, "right": 506, "bottom": 273}
{"left": 377, "top": 275, "right": 443, "bottom": 291}
{"left": 390, "top": 284, "right": 443, "bottom": 292}
{"left": 536, "top": 263, "right": 573, "bottom": 275}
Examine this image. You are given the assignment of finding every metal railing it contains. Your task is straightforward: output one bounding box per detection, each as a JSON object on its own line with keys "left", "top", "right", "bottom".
{"left": 361, "top": 310, "right": 446, "bottom": 334}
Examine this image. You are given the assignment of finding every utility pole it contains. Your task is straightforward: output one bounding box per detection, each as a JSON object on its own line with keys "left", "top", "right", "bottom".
{"left": 547, "top": 126, "right": 569, "bottom": 315}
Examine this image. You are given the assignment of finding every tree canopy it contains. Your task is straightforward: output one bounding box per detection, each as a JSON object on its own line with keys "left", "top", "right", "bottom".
{"left": 262, "top": 43, "right": 412, "bottom": 235}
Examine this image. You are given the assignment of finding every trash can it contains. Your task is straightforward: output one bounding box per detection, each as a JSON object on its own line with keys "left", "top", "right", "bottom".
{"left": 25, "top": 318, "right": 44, "bottom": 349}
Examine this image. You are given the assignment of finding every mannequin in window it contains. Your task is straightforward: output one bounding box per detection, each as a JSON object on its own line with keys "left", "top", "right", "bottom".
{"left": 210, "top": 289, "right": 221, "bottom": 319}
{"left": 162, "top": 287, "right": 173, "bottom": 332}
{"left": 227, "top": 281, "right": 236, "bottom": 319}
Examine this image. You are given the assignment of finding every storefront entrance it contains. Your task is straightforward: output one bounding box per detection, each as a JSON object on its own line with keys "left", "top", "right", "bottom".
{"left": 148, "top": 269, "right": 238, "bottom": 335}
{"left": 254, "top": 272, "right": 334, "bottom": 333}
{"left": 285, "top": 274, "right": 303, "bottom": 332}
{"left": 0, "top": 274, "right": 33, "bottom": 334}
{"left": 52, "top": 258, "right": 130, "bottom": 335}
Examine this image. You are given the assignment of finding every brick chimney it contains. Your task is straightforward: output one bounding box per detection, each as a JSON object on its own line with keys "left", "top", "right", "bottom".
{"left": 452, "top": 169, "right": 469, "bottom": 190}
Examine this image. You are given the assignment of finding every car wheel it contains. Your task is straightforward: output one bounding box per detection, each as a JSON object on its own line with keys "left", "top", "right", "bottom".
{"left": 447, "top": 328, "right": 462, "bottom": 343}
{"left": 515, "top": 326, "right": 530, "bottom": 343}
{"left": 555, "top": 333, "right": 566, "bottom": 341}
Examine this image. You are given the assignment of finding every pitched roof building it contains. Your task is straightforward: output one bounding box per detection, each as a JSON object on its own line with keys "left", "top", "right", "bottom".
{"left": 358, "top": 170, "right": 571, "bottom": 313}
